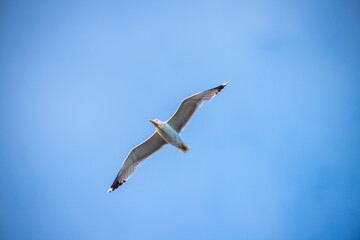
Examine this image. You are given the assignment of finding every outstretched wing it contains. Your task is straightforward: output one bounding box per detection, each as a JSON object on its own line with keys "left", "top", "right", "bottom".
{"left": 166, "top": 83, "right": 228, "bottom": 133}
{"left": 107, "top": 132, "right": 167, "bottom": 192}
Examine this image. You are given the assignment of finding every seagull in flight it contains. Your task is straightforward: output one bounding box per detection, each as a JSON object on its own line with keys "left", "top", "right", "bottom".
{"left": 107, "top": 82, "right": 228, "bottom": 193}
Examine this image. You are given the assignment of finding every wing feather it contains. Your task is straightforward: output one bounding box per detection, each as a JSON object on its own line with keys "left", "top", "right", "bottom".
{"left": 166, "top": 83, "right": 228, "bottom": 132}
{"left": 107, "top": 132, "right": 167, "bottom": 192}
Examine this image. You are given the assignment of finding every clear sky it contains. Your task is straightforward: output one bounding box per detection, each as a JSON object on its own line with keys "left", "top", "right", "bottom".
{"left": 0, "top": 1, "right": 359, "bottom": 239}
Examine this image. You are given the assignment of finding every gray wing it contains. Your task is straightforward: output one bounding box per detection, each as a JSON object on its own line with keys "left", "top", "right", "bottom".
{"left": 166, "top": 83, "right": 228, "bottom": 133}
{"left": 107, "top": 132, "right": 167, "bottom": 192}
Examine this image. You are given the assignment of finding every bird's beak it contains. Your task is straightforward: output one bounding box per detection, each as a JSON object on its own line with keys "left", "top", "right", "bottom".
{"left": 149, "top": 120, "right": 155, "bottom": 124}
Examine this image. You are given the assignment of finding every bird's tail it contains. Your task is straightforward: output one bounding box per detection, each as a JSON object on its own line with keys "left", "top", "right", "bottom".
{"left": 178, "top": 142, "right": 190, "bottom": 153}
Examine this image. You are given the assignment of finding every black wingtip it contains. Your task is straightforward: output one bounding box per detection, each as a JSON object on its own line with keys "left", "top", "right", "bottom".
{"left": 107, "top": 180, "right": 126, "bottom": 193}
{"left": 213, "top": 82, "right": 228, "bottom": 94}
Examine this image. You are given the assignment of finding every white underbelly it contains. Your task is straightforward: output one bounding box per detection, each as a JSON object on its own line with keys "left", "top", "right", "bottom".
{"left": 157, "top": 123, "right": 182, "bottom": 146}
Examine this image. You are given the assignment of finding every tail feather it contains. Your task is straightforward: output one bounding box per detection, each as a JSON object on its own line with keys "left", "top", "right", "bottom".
{"left": 178, "top": 142, "right": 190, "bottom": 153}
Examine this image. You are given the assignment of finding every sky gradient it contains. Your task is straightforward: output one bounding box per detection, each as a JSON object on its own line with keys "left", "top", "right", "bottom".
{"left": 1, "top": 1, "right": 360, "bottom": 239}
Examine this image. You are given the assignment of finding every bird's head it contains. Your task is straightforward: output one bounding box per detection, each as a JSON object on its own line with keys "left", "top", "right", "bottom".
{"left": 149, "top": 119, "right": 164, "bottom": 128}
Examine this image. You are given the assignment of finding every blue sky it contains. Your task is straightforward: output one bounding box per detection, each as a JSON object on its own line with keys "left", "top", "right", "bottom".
{"left": 0, "top": 0, "right": 359, "bottom": 239}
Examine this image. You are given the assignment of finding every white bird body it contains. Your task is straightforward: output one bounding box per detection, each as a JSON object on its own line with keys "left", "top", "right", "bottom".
{"left": 150, "top": 120, "right": 190, "bottom": 153}
{"left": 107, "top": 82, "right": 228, "bottom": 193}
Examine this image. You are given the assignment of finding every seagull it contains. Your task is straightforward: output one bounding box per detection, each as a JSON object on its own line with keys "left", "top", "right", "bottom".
{"left": 107, "top": 82, "right": 228, "bottom": 193}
